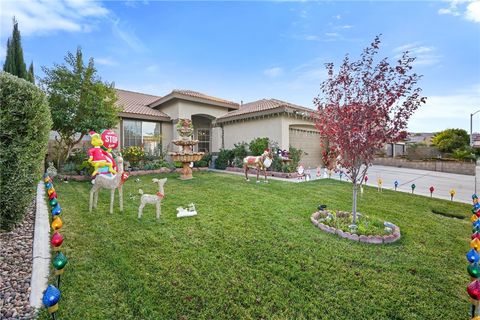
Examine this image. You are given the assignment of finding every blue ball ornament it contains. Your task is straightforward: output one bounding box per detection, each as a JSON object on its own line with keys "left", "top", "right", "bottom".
{"left": 42, "top": 284, "right": 61, "bottom": 308}
{"left": 473, "top": 220, "right": 480, "bottom": 229}
{"left": 467, "top": 248, "right": 480, "bottom": 263}
{"left": 474, "top": 194, "right": 479, "bottom": 200}
{"left": 51, "top": 204, "right": 62, "bottom": 216}
{"left": 45, "top": 182, "right": 52, "bottom": 189}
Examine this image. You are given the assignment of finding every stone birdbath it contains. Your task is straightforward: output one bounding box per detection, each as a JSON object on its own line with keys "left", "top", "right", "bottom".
{"left": 169, "top": 119, "right": 204, "bottom": 180}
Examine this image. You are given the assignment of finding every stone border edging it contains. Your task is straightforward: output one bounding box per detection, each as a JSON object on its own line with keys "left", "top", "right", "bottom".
{"left": 225, "top": 166, "right": 297, "bottom": 179}
{"left": 29, "top": 182, "right": 51, "bottom": 308}
{"left": 310, "top": 211, "right": 401, "bottom": 244}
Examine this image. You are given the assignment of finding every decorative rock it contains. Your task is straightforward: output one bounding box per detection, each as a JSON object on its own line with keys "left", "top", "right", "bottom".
{"left": 359, "top": 235, "right": 369, "bottom": 243}
{"left": 367, "top": 235, "right": 384, "bottom": 244}
{"left": 345, "top": 232, "right": 360, "bottom": 241}
{"left": 383, "top": 234, "right": 397, "bottom": 243}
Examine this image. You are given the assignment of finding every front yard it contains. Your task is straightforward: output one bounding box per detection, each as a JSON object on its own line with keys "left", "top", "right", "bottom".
{"left": 40, "top": 172, "right": 470, "bottom": 319}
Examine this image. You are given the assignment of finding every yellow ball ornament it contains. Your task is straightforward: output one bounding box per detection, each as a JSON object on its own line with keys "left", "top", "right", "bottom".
{"left": 51, "top": 217, "right": 63, "bottom": 231}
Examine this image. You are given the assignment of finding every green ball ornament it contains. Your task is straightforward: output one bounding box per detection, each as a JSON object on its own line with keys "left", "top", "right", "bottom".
{"left": 49, "top": 198, "right": 58, "bottom": 207}
{"left": 53, "top": 252, "right": 68, "bottom": 274}
{"left": 469, "top": 263, "right": 480, "bottom": 278}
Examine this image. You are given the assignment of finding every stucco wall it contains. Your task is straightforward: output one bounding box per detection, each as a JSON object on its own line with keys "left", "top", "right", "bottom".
{"left": 222, "top": 117, "right": 284, "bottom": 149}
{"left": 161, "top": 122, "right": 173, "bottom": 152}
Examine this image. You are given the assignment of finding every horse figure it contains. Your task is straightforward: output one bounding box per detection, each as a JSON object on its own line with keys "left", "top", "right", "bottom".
{"left": 243, "top": 149, "right": 273, "bottom": 183}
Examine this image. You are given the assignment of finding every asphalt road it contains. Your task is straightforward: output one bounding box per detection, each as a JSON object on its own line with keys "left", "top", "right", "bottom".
{"left": 317, "top": 165, "right": 477, "bottom": 204}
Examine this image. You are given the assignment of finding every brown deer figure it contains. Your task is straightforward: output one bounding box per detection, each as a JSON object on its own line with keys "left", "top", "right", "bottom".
{"left": 89, "top": 156, "right": 126, "bottom": 214}
{"left": 243, "top": 149, "right": 273, "bottom": 183}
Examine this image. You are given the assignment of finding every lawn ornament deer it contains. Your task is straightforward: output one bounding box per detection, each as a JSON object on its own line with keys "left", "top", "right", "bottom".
{"left": 89, "top": 157, "right": 127, "bottom": 214}
{"left": 138, "top": 178, "right": 167, "bottom": 219}
{"left": 243, "top": 149, "right": 273, "bottom": 183}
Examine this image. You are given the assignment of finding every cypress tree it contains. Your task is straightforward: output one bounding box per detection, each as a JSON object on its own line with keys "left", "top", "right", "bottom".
{"left": 3, "top": 17, "right": 27, "bottom": 80}
{"left": 27, "top": 61, "right": 35, "bottom": 84}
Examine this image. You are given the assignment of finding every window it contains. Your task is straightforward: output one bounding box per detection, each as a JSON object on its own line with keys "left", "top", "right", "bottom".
{"left": 197, "top": 129, "right": 210, "bottom": 153}
{"left": 123, "top": 119, "right": 162, "bottom": 155}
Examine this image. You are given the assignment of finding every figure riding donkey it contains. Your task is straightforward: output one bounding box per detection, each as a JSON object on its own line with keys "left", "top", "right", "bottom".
{"left": 243, "top": 149, "right": 273, "bottom": 183}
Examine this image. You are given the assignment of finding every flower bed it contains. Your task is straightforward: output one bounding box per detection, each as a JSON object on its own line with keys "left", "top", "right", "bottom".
{"left": 57, "top": 167, "right": 208, "bottom": 181}
{"left": 310, "top": 210, "right": 401, "bottom": 244}
{"left": 225, "top": 167, "right": 299, "bottom": 179}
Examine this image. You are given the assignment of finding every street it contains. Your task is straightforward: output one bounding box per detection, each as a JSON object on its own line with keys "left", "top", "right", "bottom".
{"left": 315, "top": 165, "right": 476, "bottom": 204}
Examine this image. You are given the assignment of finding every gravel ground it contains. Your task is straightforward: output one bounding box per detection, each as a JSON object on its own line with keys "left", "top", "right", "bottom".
{"left": 0, "top": 200, "right": 37, "bottom": 320}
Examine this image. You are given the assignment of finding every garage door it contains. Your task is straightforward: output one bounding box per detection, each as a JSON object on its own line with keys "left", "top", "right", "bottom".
{"left": 289, "top": 128, "right": 323, "bottom": 168}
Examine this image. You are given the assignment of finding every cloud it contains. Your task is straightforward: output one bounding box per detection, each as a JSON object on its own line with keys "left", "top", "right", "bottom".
{"left": 111, "top": 18, "right": 147, "bottom": 52}
{"left": 466, "top": 0, "right": 480, "bottom": 22}
{"left": 264, "top": 67, "right": 283, "bottom": 77}
{"left": 408, "top": 86, "right": 480, "bottom": 132}
{"left": 0, "top": 0, "right": 109, "bottom": 39}
{"left": 438, "top": 0, "right": 480, "bottom": 23}
{"left": 393, "top": 43, "right": 442, "bottom": 66}
{"left": 95, "top": 57, "right": 118, "bottom": 66}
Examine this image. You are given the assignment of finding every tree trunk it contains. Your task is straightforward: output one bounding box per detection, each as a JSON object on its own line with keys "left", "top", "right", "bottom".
{"left": 352, "top": 182, "right": 358, "bottom": 225}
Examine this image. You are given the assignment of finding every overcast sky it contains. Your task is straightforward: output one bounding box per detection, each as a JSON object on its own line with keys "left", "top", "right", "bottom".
{"left": 1, "top": 0, "right": 479, "bottom": 133}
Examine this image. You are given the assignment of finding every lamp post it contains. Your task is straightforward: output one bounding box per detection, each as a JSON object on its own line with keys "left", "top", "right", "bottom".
{"left": 471, "top": 109, "right": 480, "bottom": 194}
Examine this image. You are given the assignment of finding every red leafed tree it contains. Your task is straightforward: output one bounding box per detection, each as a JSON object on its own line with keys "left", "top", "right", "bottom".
{"left": 313, "top": 36, "right": 426, "bottom": 224}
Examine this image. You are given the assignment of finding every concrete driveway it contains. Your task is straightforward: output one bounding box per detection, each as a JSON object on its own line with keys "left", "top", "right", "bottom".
{"left": 323, "top": 165, "right": 477, "bottom": 204}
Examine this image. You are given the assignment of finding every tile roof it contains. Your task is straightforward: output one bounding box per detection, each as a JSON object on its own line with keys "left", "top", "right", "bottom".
{"left": 115, "top": 89, "right": 170, "bottom": 120}
{"left": 217, "top": 98, "right": 313, "bottom": 121}
{"left": 149, "top": 89, "right": 239, "bottom": 109}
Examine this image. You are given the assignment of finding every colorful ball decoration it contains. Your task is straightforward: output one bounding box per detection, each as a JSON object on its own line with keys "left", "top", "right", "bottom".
{"left": 394, "top": 180, "right": 399, "bottom": 190}
{"left": 48, "top": 192, "right": 57, "bottom": 200}
{"left": 47, "top": 188, "right": 56, "bottom": 196}
{"left": 411, "top": 183, "right": 416, "bottom": 194}
{"left": 51, "top": 217, "right": 63, "bottom": 231}
{"left": 45, "top": 182, "right": 53, "bottom": 189}
{"left": 42, "top": 284, "right": 61, "bottom": 313}
{"left": 52, "top": 252, "right": 68, "bottom": 275}
{"left": 468, "top": 280, "right": 480, "bottom": 301}
{"left": 51, "top": 232, "right": 64, "bottom": 250}
{"left": 472, "top": 238, "right": 480, "bottom": 251}
{"left": 49, "top": 198, "right": 58, "bottom": 207}
{"left": 51, "top": 204, "right": 62, "bottom": 216}
{"left": 469, "top": 264, "right": 480, "bottom": 278}
{"left": 450, "top": 189, "right": 456, "bottom": 201}
{"left": 467, "top": 249, "right": 480, "bottom": 263}
{"left": 429, "top": 186, "right": 434, "bottom": 197}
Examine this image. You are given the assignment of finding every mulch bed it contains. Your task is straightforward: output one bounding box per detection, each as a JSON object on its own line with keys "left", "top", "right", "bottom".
{"left": 0, "top": 200, "right": 37, "bottom": 319}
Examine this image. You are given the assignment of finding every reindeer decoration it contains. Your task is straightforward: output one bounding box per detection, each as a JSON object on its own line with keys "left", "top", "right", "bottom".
{"left": 138, "top": 178, "right": 167, "bottom": 220}
{"left": 243, "top": 149, "right": 273, "bottom": 183}
{"left": 89, "top": 156, "right": 127, "bottom": 214}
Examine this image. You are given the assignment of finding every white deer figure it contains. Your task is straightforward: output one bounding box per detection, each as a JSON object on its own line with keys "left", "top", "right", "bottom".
{"left": 138, "top": 178, "right": 167, "bottom": 220}
{"left": 89, "top": 156, "right": 126, "bottom": 214}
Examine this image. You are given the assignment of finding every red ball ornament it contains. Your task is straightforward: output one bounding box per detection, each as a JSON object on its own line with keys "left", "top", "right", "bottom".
{"left": 472, "top": 233, "right": 480, "bottom": 240}
{"left": 51, "top": 232, "right": 64, "bottom": 248}
{"left": 468, "top": 280, "right": 480, "bottom": 300}
{"left": 48, "top": 192, "right": 57, "bottom": 200}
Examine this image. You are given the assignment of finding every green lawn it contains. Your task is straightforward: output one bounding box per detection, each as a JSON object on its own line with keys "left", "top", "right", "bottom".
{"left": 40, "top": 172, "right": 471, "bottom": 319}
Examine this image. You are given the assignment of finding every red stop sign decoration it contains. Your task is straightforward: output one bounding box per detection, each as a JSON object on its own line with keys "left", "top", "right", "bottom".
{"left": 101, "top": 129, "right": 118, "bottom": 149}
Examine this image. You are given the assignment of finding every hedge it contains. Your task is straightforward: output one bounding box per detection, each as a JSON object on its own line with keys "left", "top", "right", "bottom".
{"left": 0, "top": 72, "right": 52, "bottom": 230}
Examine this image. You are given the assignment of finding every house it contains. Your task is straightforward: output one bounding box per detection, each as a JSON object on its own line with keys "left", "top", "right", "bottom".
{"left": 115, "top": 88, "right": 323, "bottom": 168}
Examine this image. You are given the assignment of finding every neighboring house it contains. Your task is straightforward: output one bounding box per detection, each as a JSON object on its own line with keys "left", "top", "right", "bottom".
{"left": 115, "top": 89, "right": 324, "bottom": 168}
{"left": 406, "top": 132, "right": 434, "bottom": 145}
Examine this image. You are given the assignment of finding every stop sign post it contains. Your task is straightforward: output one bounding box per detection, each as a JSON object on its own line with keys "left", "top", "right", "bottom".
{"left": 101, "top": 129, "right": 118, "bottom": 149}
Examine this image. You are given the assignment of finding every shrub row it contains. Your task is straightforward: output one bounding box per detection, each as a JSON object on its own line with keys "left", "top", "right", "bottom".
{"left": 0, "top": 72, "right": 52, "bottom": 230}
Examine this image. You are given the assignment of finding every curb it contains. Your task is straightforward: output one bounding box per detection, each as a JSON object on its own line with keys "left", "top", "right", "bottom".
{"left": 29, "top": 182, "right": 50, "bottom": 308}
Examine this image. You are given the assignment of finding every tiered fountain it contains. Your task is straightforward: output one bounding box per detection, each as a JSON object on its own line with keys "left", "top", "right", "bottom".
{"left": 169, "top": 119, "right": 204, "bottom": 180}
